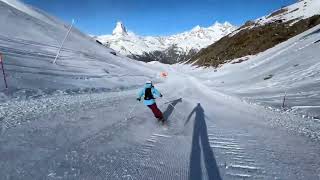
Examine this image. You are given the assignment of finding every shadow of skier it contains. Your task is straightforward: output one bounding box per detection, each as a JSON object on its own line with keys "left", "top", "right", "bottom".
{"left": 186, "top": 103, "right": 221, "bottom": 180}
{"left": 163, "top": 98, "right": 183, "bottom": 121}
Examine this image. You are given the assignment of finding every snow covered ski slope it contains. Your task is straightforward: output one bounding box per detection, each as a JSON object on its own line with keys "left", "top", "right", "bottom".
{"left": 178, "top": 24, "right": 320, "bottom": 119}
{"left": 1, "top": 73, "right": 320, "bottom": 179}
{"left": 0, "top": 0, "right": 320, "bottom": 180}
{"left": 0, "top": 0, "right": 158, "bottom": 101}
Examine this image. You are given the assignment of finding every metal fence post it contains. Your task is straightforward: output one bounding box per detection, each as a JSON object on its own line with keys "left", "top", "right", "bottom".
{"left": 0, "top": 53, "right": 8, "bottom": 89}
{"left": 53, "top": 19, "right": 75, "bottom": 64}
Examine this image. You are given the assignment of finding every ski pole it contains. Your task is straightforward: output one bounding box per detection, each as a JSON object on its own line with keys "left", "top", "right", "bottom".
{"left": 125, "top": 101, "right": 139, "bottom": 121}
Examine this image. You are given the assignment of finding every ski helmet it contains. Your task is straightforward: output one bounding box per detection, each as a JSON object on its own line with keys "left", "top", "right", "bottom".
{"left": 146, "top": 80, "right": 152, "bottom": 84}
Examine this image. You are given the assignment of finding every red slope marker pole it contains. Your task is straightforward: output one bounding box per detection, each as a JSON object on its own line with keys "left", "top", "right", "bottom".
{"left": 0, "top": 53, "right": 8, "bottom": 89}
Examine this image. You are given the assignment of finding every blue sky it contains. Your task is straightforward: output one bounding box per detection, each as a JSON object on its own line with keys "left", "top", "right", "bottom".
{"left": 22, "top": 0, "right": 296, "bottom": 36}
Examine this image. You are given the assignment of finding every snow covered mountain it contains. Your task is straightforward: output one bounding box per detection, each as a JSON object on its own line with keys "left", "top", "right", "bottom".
{"left": 96, "top": 21, "right": 237, "bottom": 64}
{"left": 191, "top": 0, "right": 320, "bottom": 66}
{"left": 253, "top": 0, "right": 320, "bottom": 27}
{"left": 229, "top": 0, "right": 320, "bottom": 35}
{"left": 0, "top": 0, "right": 157, "bottom": 100}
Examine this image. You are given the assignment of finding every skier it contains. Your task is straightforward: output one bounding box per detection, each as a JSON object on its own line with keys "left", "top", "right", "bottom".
{"left": 137, "top": 80, "right": 164, "bottom": 122}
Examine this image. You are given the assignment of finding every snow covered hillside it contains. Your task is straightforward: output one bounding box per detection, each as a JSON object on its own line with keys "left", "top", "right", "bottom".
{"left": 178, "top": 24, "right": 320, "bottom": 119}
{"left": 252, "top": 0, "right": 320, "bottom": 28}
{"left": 0, "top": 0, "right": 158, "bottom": 101}
{"left": 191, "top": 0, "right": 320, "bottom": 67}
{"left": 96, "top": 21, "right": 237, "bottom": 63}
{"left": 229, "top": 0, "right": 320, "bottom": 36}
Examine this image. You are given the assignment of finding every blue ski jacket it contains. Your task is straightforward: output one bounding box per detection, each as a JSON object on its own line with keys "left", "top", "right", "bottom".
{"left": 137, "top": 84, "right": 162, "bottom": 106}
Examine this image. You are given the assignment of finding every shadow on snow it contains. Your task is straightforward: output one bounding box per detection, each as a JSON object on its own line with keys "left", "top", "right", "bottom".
{"left": 185, "top": 103, "right": 222, "bottom": 180}
{"left": 162, "top": 98, "right": 183, "bottom": 122}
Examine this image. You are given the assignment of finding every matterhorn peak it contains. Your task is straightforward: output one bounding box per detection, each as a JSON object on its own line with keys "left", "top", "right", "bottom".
{"left": 112, "top": 21, "right": 128, "bottom": 36}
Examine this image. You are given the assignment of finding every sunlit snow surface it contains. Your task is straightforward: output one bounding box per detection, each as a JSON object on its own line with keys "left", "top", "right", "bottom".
{"left": 1, "top": 75, "right": 320, "bottom": 180}
{"left": 230, "top": 0, "right": 320, "bottom": 36}
{"left": 0, "top": 0, "right": 158, "bottom": 101}
{"left": 180, "top": 25, "right": 320, "bottom": 120}
{"left": 258, "top": 0, "right": 320, "bottom": 25}
{"left": 0, "top": 0, "right": 320, "bottom": 180}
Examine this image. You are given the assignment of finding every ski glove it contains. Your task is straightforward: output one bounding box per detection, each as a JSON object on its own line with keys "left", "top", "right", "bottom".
{"left": 160, "top": 94, "right": 163, "bottom": 98}
{"left": 137, "top": 98, "right": 141, "bottom": 101}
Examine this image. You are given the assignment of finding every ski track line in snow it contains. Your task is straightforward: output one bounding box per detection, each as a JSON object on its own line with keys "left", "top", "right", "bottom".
{"left": 161, "top": 76, "right": 272, "bottom": 179}
{"left": 0, "top": 89, "right": 150, "bottom": 178}
{"left": 24, "top": 86, "right": 182, "bottom": 179}
{"left": 124, "top": 96, "right": 190, "bottom": 180}
{"left": 0, "top": 87, "right": 142, "bottom": 133}
{"left": 207, "top": 126, "right": 267, "bottom": 179}
{"left": 18, "top": 104, "right": 131, "bottom": 178}
{"left": 0, "top": 81, "right": 184, "bottom": 179}
{"left": 32, "top": 111, "right": 157, "bottom": 178}
{"left": 2, "top": 71, "right": 320, "bottom": 179}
